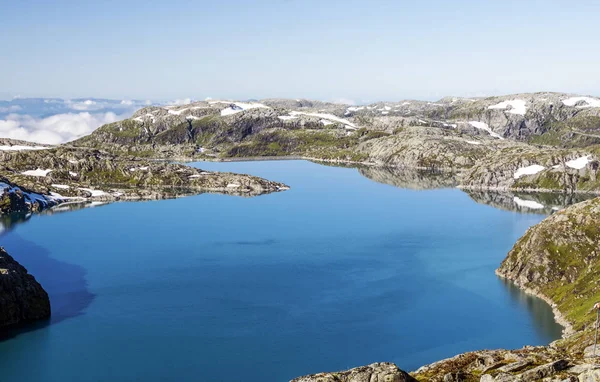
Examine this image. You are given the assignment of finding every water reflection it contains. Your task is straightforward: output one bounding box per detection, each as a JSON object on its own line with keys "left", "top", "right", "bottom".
{"left": 359, "top": 166, "right": 458, "bottom": 190}
{"left": 0, "top": 202, "right": 105, "bottom": 239}
{"left": 356, "top": 165, "right": 595, "bottom": 213}
{"left": 464, "top": 189, "right": 596, "bottom": 215}
{"left": 0, "top": 203, "right": 97, "bottom": 341}
{"left": 498, "top": 277, "right": 564, "bottom": 340}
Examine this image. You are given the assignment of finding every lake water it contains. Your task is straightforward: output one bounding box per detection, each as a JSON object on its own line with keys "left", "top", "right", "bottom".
{"left": 0, "top": 160, "right": 563, "bottom": 382}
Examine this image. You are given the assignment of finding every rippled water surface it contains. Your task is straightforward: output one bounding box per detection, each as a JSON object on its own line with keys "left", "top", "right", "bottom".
{"left": 0, "top": 160, "right": 564, "bottom": 382}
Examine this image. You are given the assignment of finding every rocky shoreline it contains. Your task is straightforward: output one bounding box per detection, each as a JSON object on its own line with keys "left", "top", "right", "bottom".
{"left": 294, "top": 195, "right": 600, "bottom": 381}
{"left": 495, "top": 273, "right": 575, "bottom": 338}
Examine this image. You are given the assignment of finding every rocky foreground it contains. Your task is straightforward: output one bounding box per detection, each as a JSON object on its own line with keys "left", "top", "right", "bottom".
{"left": 0, "top": 247, "right": 50, "bottom": 331}
{"left": 293, "top": 197, "right": 600, "bottom": 382}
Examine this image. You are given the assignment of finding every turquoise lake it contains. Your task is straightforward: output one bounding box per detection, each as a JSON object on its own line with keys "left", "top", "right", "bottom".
{"left": 0, "top": 160, "right": 563, "bottom": 382}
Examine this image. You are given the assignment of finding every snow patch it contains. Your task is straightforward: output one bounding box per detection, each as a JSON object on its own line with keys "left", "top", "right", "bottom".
{"left": 488, "top": 99, "right": 527, "bottom": 115}
{"left": 0, "top": 145, "right": 49, "bottom": 151}
{"left": 514, "top": 197, "right": 544, "bottom": 209}
{"left": 465, "top": 140, "right": 482, "bottom": 145}
{"left": 562, "top": 97, "right": 600, "bottom": 108}
{"left": 21, "top": 168, "right": 52, "bottom": 177}
{"left": 346, "top": 106, "right": 365, "bottom": 112}
{"left": 514, "top": 164, "right": 545, "bottom": 179}
{"left": 566, "top": 155, "right": 591, "bottom": 169}
{"left": 285, "top": 111, "right": 357, "bottom": 129}
{"left": 212, "top": 101, "right": 269, "bottom": 116}
{"left": 51, "top": 184, "right": 70, "bottom": 189}
{"left": 468, "top": 121, "right": 504, "bottom": 139}
{"left": 78, "top": 188, "right": 107, "bottom": 197}
{"left": 167, "top": 108, "right": 189, "bottom": 115}
{"left": 278, "top": 115, "right": 297, "bottom": 121}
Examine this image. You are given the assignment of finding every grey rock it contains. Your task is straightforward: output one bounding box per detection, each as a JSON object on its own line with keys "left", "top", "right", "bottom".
{"left": 0, "top": 247, "right": 51, "bottom": 330}
{"left": 443, "top": 372, "right": 467, "bottom": 381}
{"left": 583, "top": 345, "right": 600, "bottom": 358}
{"left": 518, "top": 359, "right": 569, "bottom": 381}
{"left": 568, "top": 364, "right": 599, "bottom": 374}
{"left": 498, "top": 359, "right": 532, "bottom": 373}
{"left": 579, "top": 369, "right": 600, "bottom": 381}
{"left": 290, "top": 362, "right": 416, "bottom": 382}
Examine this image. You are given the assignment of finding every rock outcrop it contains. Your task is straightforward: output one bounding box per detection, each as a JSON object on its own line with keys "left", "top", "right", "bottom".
{"left": 497, "top": 197, "right": 600, "bottom": 337}
{"left": 0, "top": 146, "right": 289, "bottom": 216}
{"left": 291, "top": 362, "right": 416, "bottom": 382}
{"left": 0, "top": 247, "right": 51, "bottom": 331}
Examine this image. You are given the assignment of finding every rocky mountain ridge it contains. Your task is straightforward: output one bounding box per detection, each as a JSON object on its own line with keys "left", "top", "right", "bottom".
{"left": 70, "top": 92, "right": 600, "bottom": 195}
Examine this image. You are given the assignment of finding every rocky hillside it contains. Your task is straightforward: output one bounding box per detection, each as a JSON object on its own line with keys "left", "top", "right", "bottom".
{"left": 0, "top": 247, "right": 50, "bottom": 332}
{"left": 497, "top": 197, "right": 600, "bottom": 336}
{"left": 68, "top": 93, "right": 600, "bottom": 194}
{"left": 73, "top": 93, "right": 600, "bottom": 156}
{"left": 0, "top": 146, "right": 289, "bottom": 216}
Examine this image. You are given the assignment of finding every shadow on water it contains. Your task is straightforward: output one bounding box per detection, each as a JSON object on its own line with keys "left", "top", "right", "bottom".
{"left": 0, "top": 207, "right": 96, "bottom": 341}
{"left": 498, "top": 277, "right": 563, "bottom": 341}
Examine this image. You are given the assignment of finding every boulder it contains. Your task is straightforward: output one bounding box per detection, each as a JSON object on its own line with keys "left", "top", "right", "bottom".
{"left": 0, "top": 247, "right": 51, "bottom": 331}
{"left": 290, "top": 362, "right": 416, "bottom": 382}
{"left": 518, "top": 359, "right": 569, "bottom": 381}
{"left": 579, "top": 369, "right": 600, "bottom": 382}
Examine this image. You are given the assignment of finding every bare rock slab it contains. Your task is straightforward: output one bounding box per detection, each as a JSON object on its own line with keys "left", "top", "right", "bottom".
{"left": 290, "top": 362, "right": 416, "bottom": 382}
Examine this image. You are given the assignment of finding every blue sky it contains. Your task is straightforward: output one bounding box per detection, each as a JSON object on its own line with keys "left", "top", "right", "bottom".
{"left": 2, "top": 0, "right": 600, "bottom": 102}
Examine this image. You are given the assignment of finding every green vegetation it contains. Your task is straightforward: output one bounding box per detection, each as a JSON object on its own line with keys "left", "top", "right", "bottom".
{"left": 501, "top": 198, "right": 600, "bottom": 338}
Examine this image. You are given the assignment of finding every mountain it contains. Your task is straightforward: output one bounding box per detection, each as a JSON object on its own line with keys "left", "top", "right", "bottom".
{"left": 71, "top": 93, "right": 600, "bottom": 194}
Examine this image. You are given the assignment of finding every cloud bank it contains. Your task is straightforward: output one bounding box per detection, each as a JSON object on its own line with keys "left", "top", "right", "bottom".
{"left": 0, "top": 97, "right": 154, "bottom": 145}
{"left": 0, "top": 112, "right": 122, "bottom": 144}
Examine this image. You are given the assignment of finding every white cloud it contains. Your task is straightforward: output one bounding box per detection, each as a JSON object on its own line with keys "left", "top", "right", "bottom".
{"left": 168, "top": 98, "right": 193, "bottom": 105}
{"left": 331, "top": 98, "right": 356, "bottom": 105}
{"left": 0, "top": 105, "right": 21, "bottom": 113}
{"left": 66, "top": 99, "right": 102, "bottom": 111}
{"left": 120, "top": 100, "right": 134, "bottom": 105}
{"left": 0, "top": 112, "right": 123, "bottom": 144}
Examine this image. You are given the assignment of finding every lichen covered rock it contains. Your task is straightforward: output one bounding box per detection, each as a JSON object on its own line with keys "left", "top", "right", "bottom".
{"left": 291, "top": 362, "right": 416, "bottom": 382}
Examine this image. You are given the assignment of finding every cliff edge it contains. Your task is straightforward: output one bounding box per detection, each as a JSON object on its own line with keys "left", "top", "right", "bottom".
{"left": 0, "top": 247, "right": 51, "bottom": 332}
